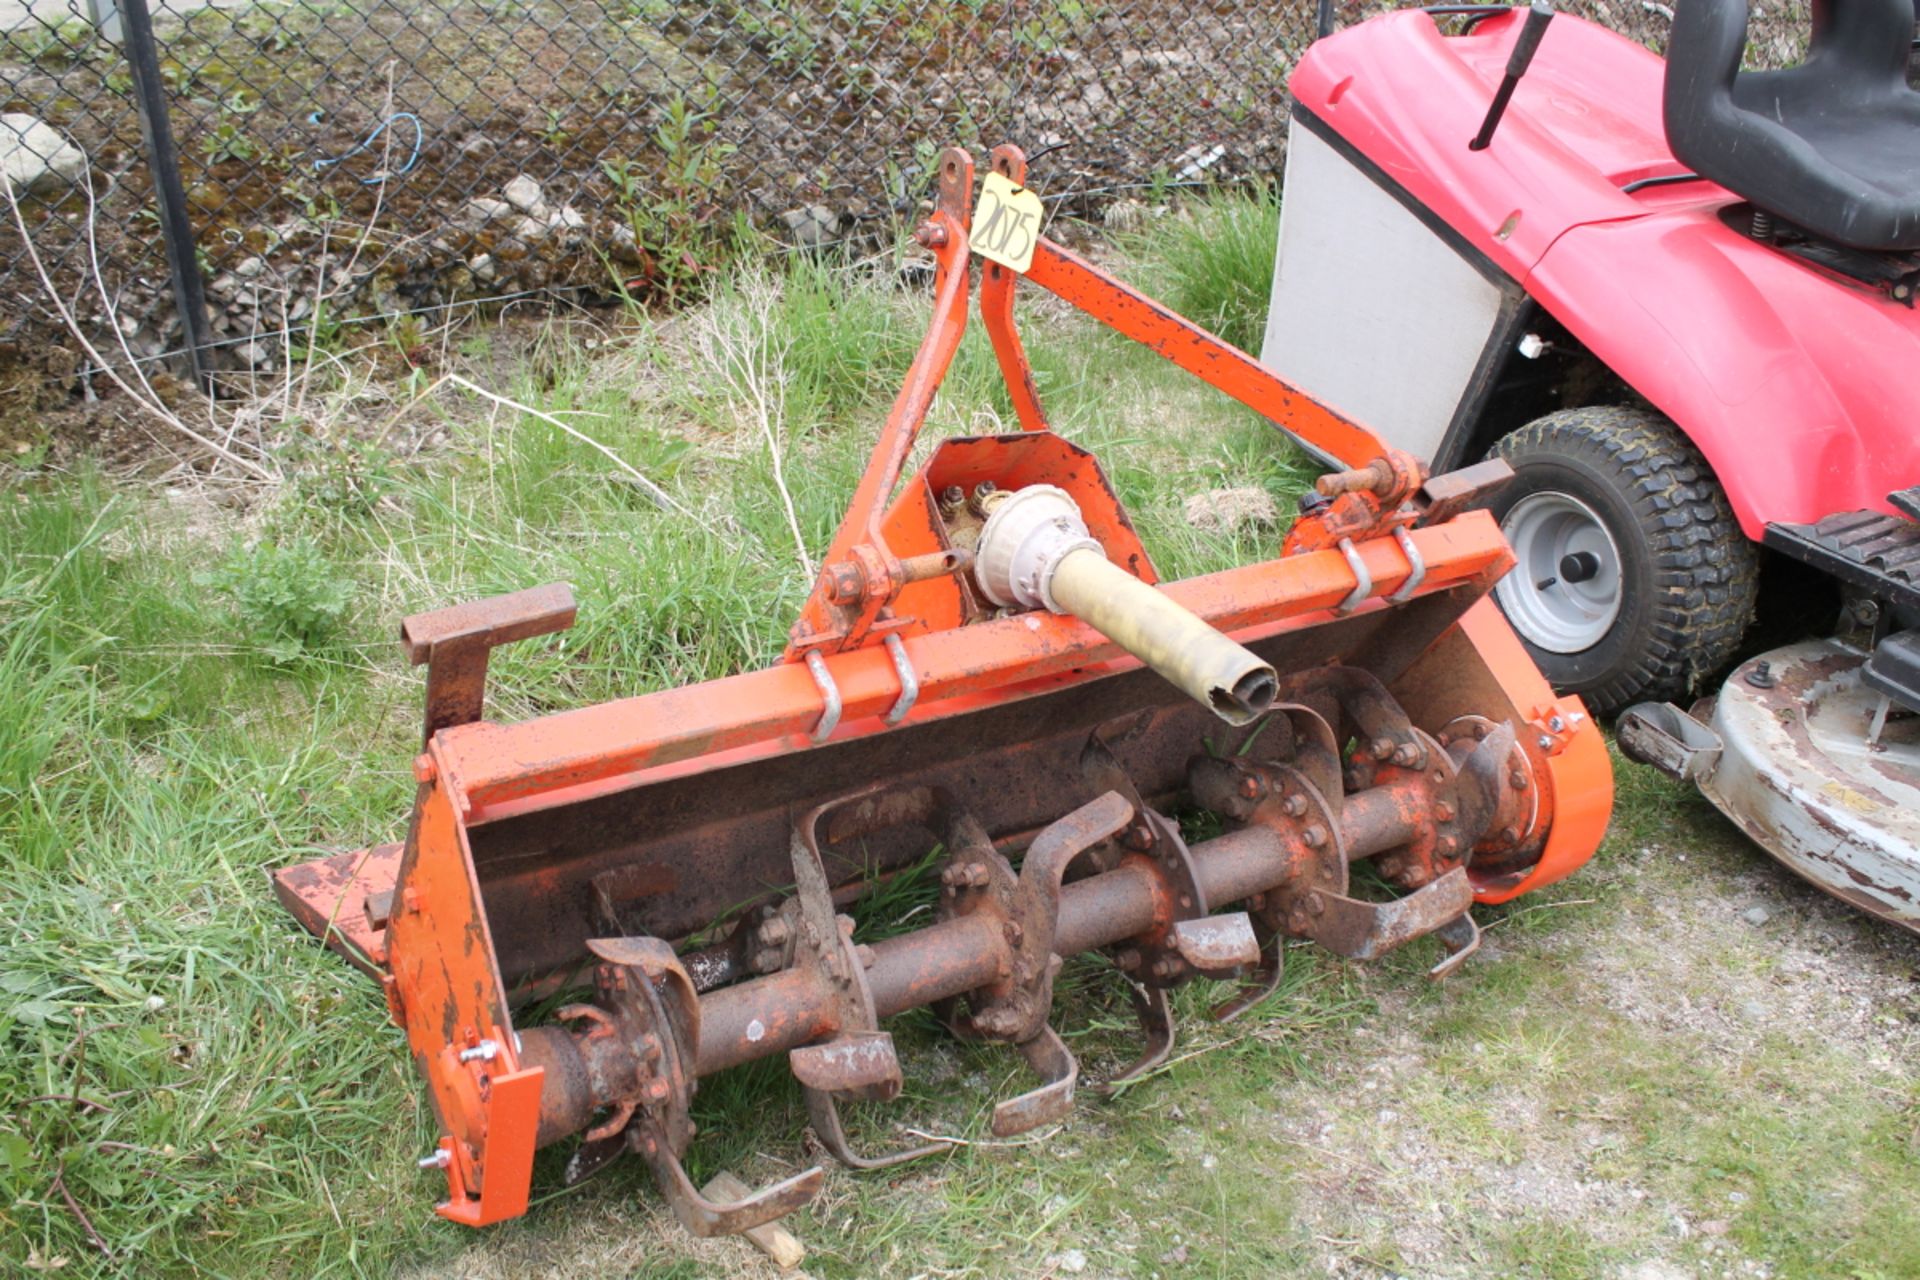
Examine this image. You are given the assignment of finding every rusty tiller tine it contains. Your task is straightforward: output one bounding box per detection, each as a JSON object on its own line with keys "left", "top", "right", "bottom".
{"left": 1211, "top": 919, "right": 1284, "bottom": 1023}
{"left": 638, "top": 1128, "right": 827, "bottom": 1238}
{"left": 1099, "top": 978, "right": 1175, "bottom": 1092}
{"left": 785, "top": 790, "right": 962, "bottom": 1170}
{"left": 1429, "top": 911, "right": 1482, "bottom": 981}
{"left": 801, "top": 1084, "right": 956, "bottom": 1171}
{"left": 1303, "top": 867, "right": 1475, "bottom": 962}
{"left": 991, "top": 1020, "right": 1080, "bottom": 1137}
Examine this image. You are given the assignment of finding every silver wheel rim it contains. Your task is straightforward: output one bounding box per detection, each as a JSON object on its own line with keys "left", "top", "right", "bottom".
{"left": 1494, "top": 491, "right": 1624, "bottom": 654}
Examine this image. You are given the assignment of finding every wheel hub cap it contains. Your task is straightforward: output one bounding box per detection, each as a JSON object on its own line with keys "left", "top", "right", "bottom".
{"left": 1495, "top": 491, "right": 1623, "bottom": 654}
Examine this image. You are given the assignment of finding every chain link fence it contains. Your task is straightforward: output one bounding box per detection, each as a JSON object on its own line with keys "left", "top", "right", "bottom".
{"left": 0, "top": 0, "right": 1809, "bottom": 386}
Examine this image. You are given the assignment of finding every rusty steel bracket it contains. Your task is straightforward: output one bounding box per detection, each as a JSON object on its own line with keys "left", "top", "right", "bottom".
{"left": 1413, "top": 458, "right": 1515, "bottom": 527}
{"left": 1081, "top": 735, "right": 1259, "bottom": 989}
{"left": 1190, "top": 705, "right": 1351, "bottom": 1022}
{"left": 401, "top": 583, "right": 576, "bottom": 745}
{"left": 787, "top": 792, "right": 954, "bottom": 1170}
{"left": 936, "top": 792, "right": 1132, "bottom": 1135}
{"left": 575, "top": 935, "right": 825, "bottom": 1235}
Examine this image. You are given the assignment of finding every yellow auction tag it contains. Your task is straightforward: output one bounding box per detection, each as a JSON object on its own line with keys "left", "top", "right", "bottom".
{"left": 971, "top": 170, "right": 1044, "bottom": 273}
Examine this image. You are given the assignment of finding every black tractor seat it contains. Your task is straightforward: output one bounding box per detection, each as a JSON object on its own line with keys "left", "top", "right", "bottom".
{"left": 1664, "top": 0, "right": 1920, "bottom": 252}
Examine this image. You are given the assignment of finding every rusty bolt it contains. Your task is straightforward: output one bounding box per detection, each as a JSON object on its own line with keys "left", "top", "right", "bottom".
{"left": 837, "top": 913, "right": 856, "bottom": 937}
{"left": 940, "top": 864, "right": 965, "bottom": 887}
{"left": 1178, "top": 894, "right": 1193, "bottom": 911}
{"left": 1003, "top": 921, "right": 1023, "bottom": 947}
{"left": 1151, "top": 957, "right": 1179, "bottom": 981}
{"left": 1509, "top": 769, "right": 1529, "bottom": 790}
{"left": 1371, "top": 736, "right": 1396, "bottom": 761}
{"left": 940, "top": 484, "right": 965, "bottom": 508}
{"left": 639, "top": 1034, "right": 661, "bottom": 1064}
{"left": 1548, "top": 715, "right": 1565, "bottom": 733}
{"left": 1282, "top": 793, "right": 1308, "bottom": 818}
{"left": 1344, "top": 766, "right": 1368, "bottom": 790}
{"left": 914, "top": 220, "right": 948, "bottom": 248}
{"left": 1537, "top": 734, "right": 1554, "bottom": 751}
{"left": 412, "top": 754, "right": 436, "bottom": 784}
{"left": 1378, "top": 854, "right": 1405, "bottom": 876}
{"left": 1238, "top": 773, "right": 1266, "bottom": 800}
{"left": 975, "top": 480, "right": 997, "bottom": 497}
{"left": 1303, "top": 824, "right": 1327, "bottom": 849}
{"left": 1121, "top": 824, "right": 1156, "bottom": 852}
{"left": 1402, "top": 864, "right": 1432, "bottom": 888}
{"left": 1392, "top": 743, "right": 1421, "bottom": 767}
{"left": 753, "top": 948, "right": 783, "bottom": 973}
{"left": 854, "top": 944, "right": 876, "bottom": 970}
{"left": 1248, "top": 893, "right": 1268, "bottom": 911}
{"left": 1435, "top": 800, "right": 1455, "bottom": 822}
{"left": 966, "top": 863, "right": 992, "bottom": 888}
{"left": 821, "top": 560, "right": 866, "bottom": 606}
{"left": 1500, "top": 826, "right": 1521, "bottom": 845}
{"left": 1115, "top": 948, "right": 1142, "bottom": 971}
{"left": 1439, "top": 836, "right": 1460, "bottom": 857}
{"left": 644, "top": 1078, "right": 670, "bottom": 1103}
{"left": 1306, "top": 891, "right": 1325, "bottom": 917}
{"left": 756, "top": 916, "right": 791, "bottom": 947}
{"left": 1287, "top": 906, "right": 1311, "bottom": 934}
{"left": 1437, "top": 732, "right": 1453, "bottom": 747}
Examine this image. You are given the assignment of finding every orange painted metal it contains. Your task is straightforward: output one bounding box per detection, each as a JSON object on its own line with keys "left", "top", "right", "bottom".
{"left": 1449, "top": 598, "right": 1613, "bottom": 904}
{"left": 271, "top": 144, "right": 1615, "bottom": 1231}
{"left": 385, "top": 774, "right": 540, "bottom": 1225}
{"left": 1022, "top": 239, "right": 1388, "bottom": 470}
{"left": 979, "top": 145, "right": 1050, "bottom": 433}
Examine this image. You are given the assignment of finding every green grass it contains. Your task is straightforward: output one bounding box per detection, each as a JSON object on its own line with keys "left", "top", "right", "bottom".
{"left": 1119, "top": 181, "right": 1280, "bottom": 354}
{"left": 4, "top": 218, "right": 1918, "bottom": 1278}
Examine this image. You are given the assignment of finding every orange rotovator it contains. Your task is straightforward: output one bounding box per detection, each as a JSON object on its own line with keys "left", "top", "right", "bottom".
{"left": 273, "top": 144, "right": 1610, "bottom": 1244}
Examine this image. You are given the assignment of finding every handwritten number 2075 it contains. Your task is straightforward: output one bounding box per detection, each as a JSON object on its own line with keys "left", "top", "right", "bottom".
{"left": 975, "top": 189, "right": 1037, "bottom": 264}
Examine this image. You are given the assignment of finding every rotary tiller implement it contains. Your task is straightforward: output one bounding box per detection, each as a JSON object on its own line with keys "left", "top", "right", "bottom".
{"left": 272, "top": 146, "right": 1612, "bottom": 1238}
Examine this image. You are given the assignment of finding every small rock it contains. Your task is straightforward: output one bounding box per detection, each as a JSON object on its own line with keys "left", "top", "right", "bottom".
{"left": 460, "top": 196, "right": 514, "bottom": 227}
{"left": 468, "top": 253, "right": 496, "bottom": 282}
{"left": 0, "top": 113, "right": 87, "bottom": 195}
{"left": 1161, "top": 1243, "right": 1189, "bottom": 1265}
{"left": 550, "top": 204, "right": 586, "bottom": 230}
{"left": 234, "top": 256, "right": 266, "bottom": 279}
{"left": 503, "top": 173, "right": 546, "bottom": 216}
{"left": 1741, "top": 906, "right": 1771, "bottom": 927}
{"left": 459, "top": 132, "right": 492, "bottom": 156}
{"left": 1051, "top": 1248, "right": 1087, "bottom": 1274}
{"left": 1737, "top": 999, "right": 1769, "bottom": 1022}
{"left": 780, "top": 203, "right": 840, "bottom": 249}
{"left": 1183, "top": 486, "right": 1278, "bottom": 534}
{"left": 238, "top": 340, "right": 273, "bottom": 368}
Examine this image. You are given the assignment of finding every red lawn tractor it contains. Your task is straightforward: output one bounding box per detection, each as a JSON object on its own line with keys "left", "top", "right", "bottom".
{"left": 1260, "top": 0, "right": 1920, "bottom": 927}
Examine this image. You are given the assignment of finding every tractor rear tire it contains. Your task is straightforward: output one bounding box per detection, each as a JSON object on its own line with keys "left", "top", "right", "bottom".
{"left": 1485, "top": 406, "right": 1758, "bottom": 715}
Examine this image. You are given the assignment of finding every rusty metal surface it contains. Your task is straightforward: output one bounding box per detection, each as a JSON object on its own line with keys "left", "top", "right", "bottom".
{"left": 1694, "top": 641, "right": 1920, "bottom": 932}
{"left": 464, "top": 606, "right": 1471, "bottom": 993}
{"left": 400, "top": 583, "right": 576, "bottom": 744}
{"left": 269, "top": 842, "right": 401, "bottom": 975}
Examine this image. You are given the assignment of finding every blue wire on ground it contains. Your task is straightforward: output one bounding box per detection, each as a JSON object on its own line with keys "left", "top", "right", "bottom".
{"left": 314, "top": 111, "right": 423, "bottom": 185}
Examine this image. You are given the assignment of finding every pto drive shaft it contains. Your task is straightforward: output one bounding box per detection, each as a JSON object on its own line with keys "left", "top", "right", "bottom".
{"left": 972, "top": 485, "right": 1279, "bottom": 724}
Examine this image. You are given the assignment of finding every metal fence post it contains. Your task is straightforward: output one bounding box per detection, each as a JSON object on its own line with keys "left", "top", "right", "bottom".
{"left": 1316, "top": 0, "right": 1337, "bottom": 39}
{"left": 117, "top": 0, "right": 213, "bottom": 388}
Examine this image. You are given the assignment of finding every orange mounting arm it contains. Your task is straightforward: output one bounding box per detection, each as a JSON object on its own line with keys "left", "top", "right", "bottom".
{"left": 1021, "top": 238, "right": 1388, "bottom": 470}
{"left": 979, "top": 145, "right": 1050, "bottom": 434}
{"left": 789, "top": 145, "right": 1418, "bottom": 662}
{"left": 786, "top": 150, "right": 978, "bottom": 655}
